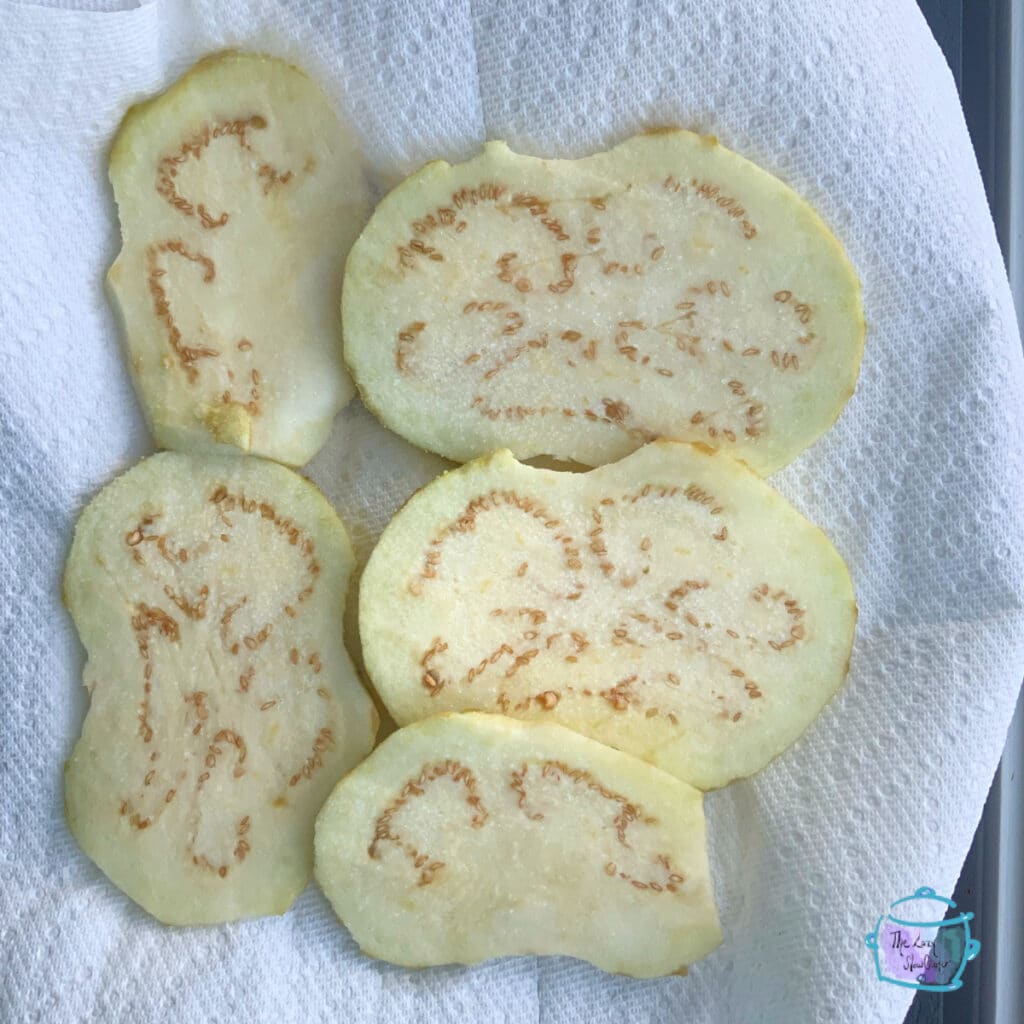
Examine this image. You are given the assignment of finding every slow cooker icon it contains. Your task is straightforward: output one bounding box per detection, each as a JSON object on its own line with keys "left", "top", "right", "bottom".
{"left": 865, "top": 887, "right": 981, "bottom": 992}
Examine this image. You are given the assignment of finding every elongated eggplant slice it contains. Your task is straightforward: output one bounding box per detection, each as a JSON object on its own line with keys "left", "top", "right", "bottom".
{"left": 315, "top": 713, "right": 720, "bottom": 976}
{"left": 359, "top": 442, "right": 855, "bottom": 789}
{"left": 64, "top": 452, "right": 377, "bottom": 924}
{"left": 108, "top": 51, "right": 369, "bottom": 466}
{"left": 343, "top": 131, "right": 863, "bottom": 474}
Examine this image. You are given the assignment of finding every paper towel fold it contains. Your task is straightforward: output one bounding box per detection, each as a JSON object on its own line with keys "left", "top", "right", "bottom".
{"left": 1, "top": 1, "right": 1022, "bottom": 1022}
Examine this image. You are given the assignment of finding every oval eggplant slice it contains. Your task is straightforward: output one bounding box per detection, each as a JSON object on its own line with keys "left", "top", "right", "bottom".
{"left": 315, "top": 712, "right": 721, "bottom": 976}
{"left": 343, "top": 131, "right": 863, "bottom": 474}
{"left": 108, "top": 51, "right": 370, "bottom": 466}
{"left": 64, "top": 452, "right": 377, "bottom": 924}
{"left": 359, "top": 442, "right": 855, "bottom": 789}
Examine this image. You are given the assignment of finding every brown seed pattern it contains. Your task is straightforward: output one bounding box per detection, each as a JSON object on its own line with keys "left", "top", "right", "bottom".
{"left": 143, "top": 113, "right": 312, "bottom": 433}
{"left": 155, "top": 116, "right": 293, "bottom": 228}
{"left": 509, "top": 761, "right": 684, "bottom": 893}
{"left": 404, "top": 481, "right": 802, "bottom": 726}
{"left": 111, "top": 478, "right": 339, "bottom": 879}
{"left": 412, "top": 490, "right": 584, "bottom": 596}
{"left": 145, "top": 241, "right": 220, "bottom": 382}
{"left": 384, "top": 179, "right": 817, "bottom": 445}
{"left": 370, "top": 760, "right": 489, "bottom": 886}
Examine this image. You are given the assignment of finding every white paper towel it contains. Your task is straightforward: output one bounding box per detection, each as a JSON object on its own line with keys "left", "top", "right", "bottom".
{"left": 2, "top": 1, "right": 1023, "bottom": 1021}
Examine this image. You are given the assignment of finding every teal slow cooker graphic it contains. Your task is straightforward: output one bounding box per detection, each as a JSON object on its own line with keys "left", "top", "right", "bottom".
{"left": 865, "top": 887, "right": 981, "bottom": 992}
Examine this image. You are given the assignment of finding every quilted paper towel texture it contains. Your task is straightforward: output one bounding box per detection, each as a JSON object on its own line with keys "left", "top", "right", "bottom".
{"left": 1, "top": 1, "right": 1023, "bottom": 1022}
